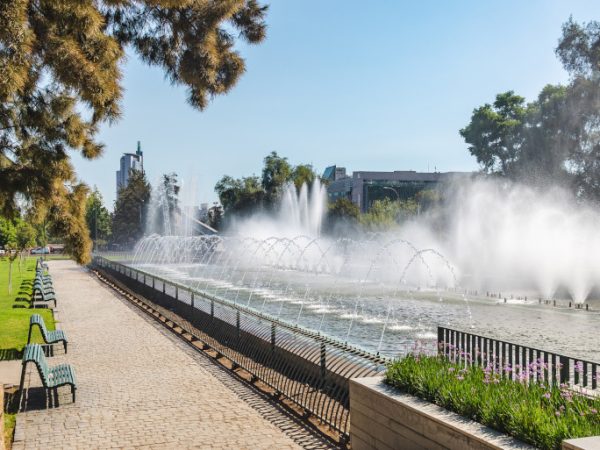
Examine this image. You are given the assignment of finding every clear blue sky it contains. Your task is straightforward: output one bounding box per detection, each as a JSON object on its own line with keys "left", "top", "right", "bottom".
{"left": 71, "top": 0, "right": 600, "bottom": 209}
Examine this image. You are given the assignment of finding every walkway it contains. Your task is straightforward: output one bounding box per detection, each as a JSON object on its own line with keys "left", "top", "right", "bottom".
{"left": 13, "top": 260, "right": 328, "bottom": 449}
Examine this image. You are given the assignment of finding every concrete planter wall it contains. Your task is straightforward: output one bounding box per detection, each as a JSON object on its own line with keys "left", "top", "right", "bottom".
{"left": 350, "top": 376, "right": 533, "bottom": 450}
{"left": 350, "top": 377, "right": 600, "bottom": 450}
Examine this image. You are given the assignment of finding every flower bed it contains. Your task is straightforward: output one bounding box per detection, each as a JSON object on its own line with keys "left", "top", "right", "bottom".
{"left": 385, "top": 355, "right": 600, "bottom": 450}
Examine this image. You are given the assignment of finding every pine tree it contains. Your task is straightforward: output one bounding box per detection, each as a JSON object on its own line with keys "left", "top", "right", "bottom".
{"left": 0, "top": 1, "right": 268, "bottom": 262}
{"left": 112, "top": 170, "right": 151, "bottom": 247}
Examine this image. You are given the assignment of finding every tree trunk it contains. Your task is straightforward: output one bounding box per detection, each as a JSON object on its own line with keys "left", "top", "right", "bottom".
{"left": 8, "top": 258, "right": 13, "bottom": 295}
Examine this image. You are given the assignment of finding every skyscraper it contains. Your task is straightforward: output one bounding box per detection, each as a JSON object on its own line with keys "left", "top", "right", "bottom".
{"left": 116, "top": 141, "right": 144, "bottom": 197}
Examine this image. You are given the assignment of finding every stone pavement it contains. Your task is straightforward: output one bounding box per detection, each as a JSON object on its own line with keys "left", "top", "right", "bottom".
{"left": 13, "top": 260, "right": 331, "bottom": 449}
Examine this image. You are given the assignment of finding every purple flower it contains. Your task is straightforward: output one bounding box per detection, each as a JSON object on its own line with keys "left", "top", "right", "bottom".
{"left": 448, "top": 367, "right": 455, "bottom": 372}
{"left": 555, "top": 411, "right": 561, "bottom": 417}
{"left": 456, "top": 375, "right": 464, "bottom": 381}
{"left": 543, "top": 392, "right": 551, "bottom": 399}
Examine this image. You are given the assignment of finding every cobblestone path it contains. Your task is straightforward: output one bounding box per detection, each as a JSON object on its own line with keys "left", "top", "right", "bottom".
{"left": 13, "top": 260, "right": 330, "bottom": 449}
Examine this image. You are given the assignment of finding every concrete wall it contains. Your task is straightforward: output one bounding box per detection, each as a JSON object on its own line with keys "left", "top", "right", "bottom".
{"left": 349, "top": 376, "right": 533, "bottom": 450}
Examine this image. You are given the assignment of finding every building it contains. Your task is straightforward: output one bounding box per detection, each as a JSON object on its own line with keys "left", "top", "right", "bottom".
{"left": 116, "top": 141, "right": 144, "bottom": 196}
{"left": 323, "top": 165, "right": 472, "bottom": 213}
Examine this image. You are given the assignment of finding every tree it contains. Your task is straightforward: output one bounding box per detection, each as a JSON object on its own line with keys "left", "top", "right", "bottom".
{"left": 15, "top": 219, "right": 36, "bottom": 272}
{"left": 360, "top": 198, "right": 418, "bottom": 230}
{"left": 460, "top": 91, "right": 526, "bottom": 176}
{"left": 0, "top": 1, "right": 268, "bottom": 261}
{"left": 555, "top": 18, "right": 600, "bottom": 200}
{"left": 85, "top": 188, "right": 112, "bottom": 247}
{"left": 112, "top": 170, "right": 151, "bottom": 247}
{"left": 323, "top": 198, "right": 360, "bottom": 234}
{"left": 461, "top": 18, "right": 600, "bottom": 201}
{"left": 215, "top": 175, "right": 264, "bottom": 216}
{"left": 0, "top": 217, "right": 36, "bottom": 293}
{"left": 292, "top": 164, "right": 317, "bottom": 190}
{"left": 262, "top": 152, "right": 292, "bottom": 206}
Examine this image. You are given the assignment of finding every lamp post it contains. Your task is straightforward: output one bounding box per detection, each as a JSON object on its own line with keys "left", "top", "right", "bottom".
{"left": 383, "top": 186, "right": 400, "bottom": 202}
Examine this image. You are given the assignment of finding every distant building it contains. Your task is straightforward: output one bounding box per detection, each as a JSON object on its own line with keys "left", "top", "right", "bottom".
{"left": 116, "top": 141, "right": 144, "bottom": 196}
{"left": 324, "top": 166, "right": 472, "bottom": 213}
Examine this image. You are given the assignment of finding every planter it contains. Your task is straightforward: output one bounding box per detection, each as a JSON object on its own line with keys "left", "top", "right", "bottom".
{"left": 350, "top": 376, "right": 533, "bottom": 450}
{"left": 350, "top": 377, "right": 600, "bottom": 450}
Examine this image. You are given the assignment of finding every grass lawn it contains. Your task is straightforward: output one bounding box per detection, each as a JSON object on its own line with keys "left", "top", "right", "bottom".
{"left": 0, "top": 257, "right": 55, "bottom": 358}
{"left": 3, "top": 412, "right": 15, "bottom": 449}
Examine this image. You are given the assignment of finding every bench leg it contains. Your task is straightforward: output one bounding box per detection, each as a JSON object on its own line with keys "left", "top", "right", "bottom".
{"left": 54, "top": 387, "right": 59, "bottom": 407}
{"left": 72, "top": 386, "right": 76, "bottom": 403}
{"left": 18, "top": 362, "right": 27, "bottom": 411}
{"left": 64, "top": 341, "right": 68, "bottom": 354}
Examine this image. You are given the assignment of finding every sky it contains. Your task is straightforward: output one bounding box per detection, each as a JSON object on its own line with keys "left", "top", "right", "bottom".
{"left": 71, "top": 0, "right": 600, "bottom": 209}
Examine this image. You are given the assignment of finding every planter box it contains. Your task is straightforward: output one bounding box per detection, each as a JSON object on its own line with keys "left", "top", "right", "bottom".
{"left": 350, "top": 376, "right": 533, "bottom": 450}
{"left": 350, "top": 377, "right": 600, "bottom": 450}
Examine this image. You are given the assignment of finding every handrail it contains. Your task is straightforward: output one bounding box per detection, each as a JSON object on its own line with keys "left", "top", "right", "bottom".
{"left": 92, "top": 255, "right": 387, "bottom": 440}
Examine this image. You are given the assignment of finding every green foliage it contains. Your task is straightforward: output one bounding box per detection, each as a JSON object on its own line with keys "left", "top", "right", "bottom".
{"left": 461, "top": 18, "right": 600, "bottom": 200}
{"left": 262, "top": 152, "right": 293, "bottom": 205}
{"left": 0, "top": 217, "right": 16, "bottom": 249}
{"left": 0, "top": 0, "right": 267, "bottom": 260}
{"left": 324, "top": 198, "right": 360, "bottom": 233}
{"left": 361, "top": 198, "right": 418, "bottom": 230}
{"left": 460, "top": 91, "right": 526, "bottom": 175}
{"left": 85, "top": 187, "right": 112, "bottom": 246}
{"left": 111, "top": 170, "right": 151, "bottom": 247}
{"left": 15, "top": 220, "right": 35, "bottom": 250}
{"left": 386, "top": 355, "right": 600, "bottom": 450}
{"left": 216, "top": 152, "right": 319, "bottom": 218}
{"left": 292, "top": 164, "right": 317, "bottom": 190}
{"left": 215, "top": 175, "right": 264, "bottom": 215}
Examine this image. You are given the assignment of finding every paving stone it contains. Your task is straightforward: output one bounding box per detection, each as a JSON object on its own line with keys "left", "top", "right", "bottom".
{"left": 13, "top": 260, "right": 331, "bottom": 449}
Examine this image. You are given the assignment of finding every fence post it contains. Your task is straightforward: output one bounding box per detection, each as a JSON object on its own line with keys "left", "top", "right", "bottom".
{"left": 175, "top": 286, "right": 178, "bottom": 300}
{"left": 152, "top": 277, "right": 155, "bottom": 290}
{"left": 211, "top": 300, "right": 215, "bottom": 320}
{"left": 236, "top": 311, "right": 241, "bottom": 340}
{"left": 437, "top": 326, "right": 444, "bottom": 356}
{"left": 320, "top": 343, "right": 327, "bottom": 379}
{"left": 191, "top": 292, "right": 195, "bottom": 309}
{"left": 559, "top": 356, "right": 569, "bottom": 385}
{"left": 271, "top": 323, "right": 276, "bottom": 350}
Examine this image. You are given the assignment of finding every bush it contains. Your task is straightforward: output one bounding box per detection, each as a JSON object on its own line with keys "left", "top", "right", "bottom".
{"left": 385, "top": 355, "right": 600, "bottom": 449}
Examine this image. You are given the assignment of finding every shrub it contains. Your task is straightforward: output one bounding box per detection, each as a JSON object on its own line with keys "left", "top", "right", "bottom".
{"left": 385, "top": 355, "right": 600, "bottom": 449}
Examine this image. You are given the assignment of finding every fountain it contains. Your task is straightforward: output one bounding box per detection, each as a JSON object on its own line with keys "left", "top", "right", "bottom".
{"left": 123, "top": 178, "right": 600, "bottom": 360}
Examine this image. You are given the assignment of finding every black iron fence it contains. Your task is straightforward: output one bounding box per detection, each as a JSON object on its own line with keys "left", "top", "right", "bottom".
{"left": 438, "top": 326, "right": 599, "bottom": 392}
{"left": 92, "top": 256, "right": 386, "bottom": 440}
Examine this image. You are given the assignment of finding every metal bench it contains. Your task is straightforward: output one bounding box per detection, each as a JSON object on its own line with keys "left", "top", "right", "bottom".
{"left": 33, "top": 279, "right": 55, "bottom": 295}
{"left": 28, "top": 314, "right": 68, "bottom": 353}
{"left": 19, "top": 344, "right": 76, "bottom": 407}
{"left": 31, "top": 287, "right": 57, "bottom": 308}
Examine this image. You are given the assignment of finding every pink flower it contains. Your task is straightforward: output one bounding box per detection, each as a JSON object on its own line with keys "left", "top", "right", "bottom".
{"left": 543, "top": 392, "right": 551, "bottom": 399}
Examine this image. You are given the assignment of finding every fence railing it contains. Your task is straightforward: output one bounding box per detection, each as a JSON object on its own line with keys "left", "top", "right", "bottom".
{"left": 92, "top": 256, "right": 386, "bottom": 441}
{"left": 438, "top": 326, "right": 599, "bottom": 392}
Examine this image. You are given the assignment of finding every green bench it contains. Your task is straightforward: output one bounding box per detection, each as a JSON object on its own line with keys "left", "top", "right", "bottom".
{"left": 28, "top": 314, "right": 68, "bottom": 353}
{"left": 19, "top": 344, "right": 76, "bottom": 407}
{"left": 31, "top": 287, "right": 57, "bottom": 308}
